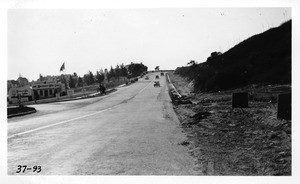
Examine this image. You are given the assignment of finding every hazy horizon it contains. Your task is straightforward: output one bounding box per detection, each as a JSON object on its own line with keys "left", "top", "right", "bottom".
{"left": 8, "top": 8, "right": 291, "bottom": 81}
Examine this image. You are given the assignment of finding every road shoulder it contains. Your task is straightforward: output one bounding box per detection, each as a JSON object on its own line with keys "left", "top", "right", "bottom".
{"left": 168, "top": 72, "right": 291, "bottom": 175}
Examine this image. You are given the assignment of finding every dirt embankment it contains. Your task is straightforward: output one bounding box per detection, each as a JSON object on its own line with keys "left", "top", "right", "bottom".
{"left": 168, "top": 72, "right": 291, "bottom": 175}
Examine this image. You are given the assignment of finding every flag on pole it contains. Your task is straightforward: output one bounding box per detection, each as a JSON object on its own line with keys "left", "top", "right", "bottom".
{"left": 60, "top": 62, "right": 65, "bottom": 72}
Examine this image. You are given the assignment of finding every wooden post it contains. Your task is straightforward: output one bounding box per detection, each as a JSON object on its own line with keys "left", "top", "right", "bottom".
{"left": 277, "top": 93, "right": 291, "bottom": 120}
{"left": 232, "top": 92, "right": 248, "bottom": 108}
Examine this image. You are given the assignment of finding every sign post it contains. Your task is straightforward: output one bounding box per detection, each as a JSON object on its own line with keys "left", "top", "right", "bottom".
{"left": 232, "top": 92, "right": 249, "bottom": 108}
{"left": 277, "top": 93, "right": 291, "bottom": 120}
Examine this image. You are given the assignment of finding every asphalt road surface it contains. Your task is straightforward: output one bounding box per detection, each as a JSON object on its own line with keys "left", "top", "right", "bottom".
{"left": 8, "top": 72, "right": 198, "bottom": 175}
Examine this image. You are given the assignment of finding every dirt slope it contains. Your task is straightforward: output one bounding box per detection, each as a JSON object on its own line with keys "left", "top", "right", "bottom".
{"left": 169, "top": 72, "right": 291, "bottom": 175}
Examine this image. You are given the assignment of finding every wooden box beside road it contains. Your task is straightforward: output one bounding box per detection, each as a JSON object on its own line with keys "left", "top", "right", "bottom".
{"left": 277, "top": 93, "right": 291, "bottom": 120}
{"left": 232, "top": 92, "right": 248, "bottom": 108}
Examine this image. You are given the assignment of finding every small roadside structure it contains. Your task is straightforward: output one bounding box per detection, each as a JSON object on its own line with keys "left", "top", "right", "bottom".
{"left": 232, "top": 92, "right": 249, "bottom": 108}
{"left": 7, "top": 81, "right": 66, "bottom": 104}
{"left": 8, "top": 86, "right": 33, "bottom": 104}
{"left": 277, "top": 93, "right": 291, "bottom": 120}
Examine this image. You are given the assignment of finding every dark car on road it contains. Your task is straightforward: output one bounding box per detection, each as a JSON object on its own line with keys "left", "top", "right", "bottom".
{"left": 155, "top": 75, "right": 159, "bottom": 79}
{"left": 154, "top": 81, "right": 160, "bottom": 87}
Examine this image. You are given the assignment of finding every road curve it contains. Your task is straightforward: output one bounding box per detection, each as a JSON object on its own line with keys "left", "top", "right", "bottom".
{"left": 8, "top": 72, "right": 198, "bottom": 175}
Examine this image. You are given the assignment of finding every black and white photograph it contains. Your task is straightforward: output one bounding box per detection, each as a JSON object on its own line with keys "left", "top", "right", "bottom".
{"left": 1, "top": 0, "right": 299, "bottom": 183}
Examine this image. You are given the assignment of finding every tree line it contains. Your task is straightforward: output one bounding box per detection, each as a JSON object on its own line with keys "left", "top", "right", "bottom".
{"left": 39, "top": 62, "right": 148, "bottom": 89}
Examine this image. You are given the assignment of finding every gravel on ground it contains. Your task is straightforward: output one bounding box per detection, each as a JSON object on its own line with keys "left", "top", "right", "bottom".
{"left": 168, "top": 72, "right": 291, "bottom": 175}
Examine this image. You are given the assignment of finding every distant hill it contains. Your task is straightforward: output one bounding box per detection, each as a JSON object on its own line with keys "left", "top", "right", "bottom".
{"left": 175, "top": 20, "right": 291, "bottom": 92}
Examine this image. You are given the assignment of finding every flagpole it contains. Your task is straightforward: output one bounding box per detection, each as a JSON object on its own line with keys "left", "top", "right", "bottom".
{"left": 63, "top": 61, "right": 67, "bottom": 91}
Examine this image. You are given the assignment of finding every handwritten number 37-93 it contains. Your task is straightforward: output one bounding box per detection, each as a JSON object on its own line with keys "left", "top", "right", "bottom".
{"left": 16, "top": 165, "right": 41, "bottom": 173}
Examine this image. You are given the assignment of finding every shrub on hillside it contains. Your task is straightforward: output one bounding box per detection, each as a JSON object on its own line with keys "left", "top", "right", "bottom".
{"left": 175, "top": 20, "right": 291, "bottom": 92}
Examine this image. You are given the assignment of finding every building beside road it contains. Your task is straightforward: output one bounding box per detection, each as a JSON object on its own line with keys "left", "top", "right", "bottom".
{"left": 8, "top": 86, "right": 33, "bottom": 104}
{"left": 32, "top": 81, "right": 66, "bottom": 99}
{"left": 7, "top": 80, "right": 19, "bottom": 92}
{"left": 8, "top": 81, "right": 66, "bottom": 104}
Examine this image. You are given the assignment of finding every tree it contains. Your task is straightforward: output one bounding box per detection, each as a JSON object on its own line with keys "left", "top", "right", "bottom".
{"left": 210, "top": 51, "right": 222, "bottom": 57}
{"left": 120, "top": 63, "right": 128, "bottom": 77}
{"left": 88, "top": 71, "right": 95, "bottom": 84}
{"left": 155, "top": 66, "right": 160, "bottom": 71}
{"left": 58, "top": 74, "right": 69, "bottom": 90}
{"left": 127, "top": 63, "right": 148, "bottom": 78}
{"left": 115, "top": 65, "right": 122, "bottom": 80}
{"left": 17, "top": 76, "right": 29, "bottom": 87}
{"left": 104, "top": 68, "right": 109, "bottom": 82}
{"left": 107, "top": 66, "right": 115, "bottom": 82}
{"left": 38, "top": 74, "right": 45, "bottom": 81}
{"left": 96, "top": 70, "right": 105, "bottom": 84}
{"left": 83, "top": 71, "right": 95, "bottom": 85}
{"left": 68, "top": 76, "right": 76, "bottom": 88}
{"left": 187, "top": 60, "right": 197, "bottom": 66}
{"left": 83, "top": 74, "right": 90, "bottom": 85}
{"left": 72, "top": 72, "right": 78, "bottom": 87}
{"left": 77, "top": 77, "right": 83, "bottom": 87}
{"left": 207, "top": 51, "right": 222, "bottom": 61}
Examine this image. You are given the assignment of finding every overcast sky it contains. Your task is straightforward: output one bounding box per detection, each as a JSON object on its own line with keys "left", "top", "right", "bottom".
{"left": 8, "top": 8, "right": 291, "bottom": 81}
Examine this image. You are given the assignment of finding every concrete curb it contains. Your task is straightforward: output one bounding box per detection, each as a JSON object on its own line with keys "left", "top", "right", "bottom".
{"left": 57, "top": 88, "right": 117, "bottom": 102}
{"left": 8, "top": 88, "right": 118, "bottom": 107}
{"left": 166, "top": 73, "right": 182, "bottom": 98}
{"left": 166, "top": 73, "right": 193, "bottom": 105}
{"left": 7, "top": 88, "right": 118, "bottom": 118}
{"left": 8, "top": 109, "right": 37, "bottom": 118}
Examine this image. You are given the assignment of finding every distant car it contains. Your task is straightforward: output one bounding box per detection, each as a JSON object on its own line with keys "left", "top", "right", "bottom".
{"left": 154, "top": 81, "right": 160, "bottom": 87}
{"left": 155, "top": 75, "right": 159, "bottom": 79}
{"left": 160, "top": 72, "right": 164, "bottom": 76}
{"left": 145, "top": 76, "right": 149, "bottom": 80}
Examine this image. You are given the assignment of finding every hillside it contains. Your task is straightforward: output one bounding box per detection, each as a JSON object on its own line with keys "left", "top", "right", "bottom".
{"left": 175, "top": 20, "right": 291, "bottom": 92}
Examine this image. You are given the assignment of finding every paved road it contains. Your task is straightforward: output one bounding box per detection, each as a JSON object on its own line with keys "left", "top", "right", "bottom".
{"left": 7, "top": 72, "right": 198, "bottom": 175}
